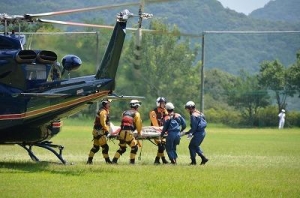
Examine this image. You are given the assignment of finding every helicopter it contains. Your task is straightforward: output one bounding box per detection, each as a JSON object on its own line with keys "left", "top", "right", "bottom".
{"left": 0, "top": 1, "right": 160, "bottom": 164}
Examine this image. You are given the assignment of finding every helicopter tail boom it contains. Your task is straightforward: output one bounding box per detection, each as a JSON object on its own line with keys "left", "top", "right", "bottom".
{"left": 95, "top": 10, "right": 132, "bottom": 82}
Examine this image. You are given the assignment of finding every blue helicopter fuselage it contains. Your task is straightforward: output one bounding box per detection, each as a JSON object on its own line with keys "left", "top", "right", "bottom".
{"left": 0, "top": 18, "right": 127, "bottom": 144}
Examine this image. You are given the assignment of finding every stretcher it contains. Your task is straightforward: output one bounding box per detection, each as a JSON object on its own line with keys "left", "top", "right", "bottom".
{"left": 108, "top": 123, "right": 162, "bottom": 139}
{"left": 108, "top": 123, "right": 187, "bottom": 140}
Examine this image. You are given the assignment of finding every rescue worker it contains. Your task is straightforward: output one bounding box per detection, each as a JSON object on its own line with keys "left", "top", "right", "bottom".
{"left": 112, "top": 99, "right": 142, "bottom": 164}
{"left": 50, "top": 62, "right": 61, "bottom": 81}
{"left": 278, "top": 109, "right": 286, "bottom": 129}
{"left": 50, "top": 68, "right": 60, "bottom": 81}
{"left": 10, "top": 30, "right": 16, "bottom": 39}
{"left": 149, "top": 97, "right": 169, "bottom": 164}
{"left": 160, "top": 102, "right": 186, "bottom": 165}
{"left": 87, "top": 99, "right": 112, "bottom": 164}
{"left": 185, "top": 101, "right": 209, "bottom": 165}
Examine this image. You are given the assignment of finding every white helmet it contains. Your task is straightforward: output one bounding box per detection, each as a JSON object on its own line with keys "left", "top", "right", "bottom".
{"left": 101, "top": 98, "right": 112, "bottom": 107}
{"left": 130, "top": 99, "right": 141, "bottom": 108}
{"left": 156, "top": 97, "right": 167, "bottom": 107}
{"left": 165, "top": 102, "right": 175, "bottom": 110}
{"left": 185, "top": 101, "right": 195, "bottom": 109}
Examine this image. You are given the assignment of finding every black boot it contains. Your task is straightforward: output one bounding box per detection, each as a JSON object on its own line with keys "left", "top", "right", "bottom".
{"left": 199, "top": 153, "right": 209, "bottom": 165}
{"left": 130, "top": 159, "right": 135, "bottom": 164}
{"left": 105, "top": 157, "right": 112, "bottom": 164}
{"left": 87, "top": 157, "right": 93, "bottom": 164}
{"left": 170, "top": 159, "right": 177, "bottom": 165}
{"left": 112, "top": 157, "right": 118, "bottom": 164}
{"left": 161, "top": 157, "right": 169, "bottom": 164}
{"left": 190, "top": 158, "right": 196, "bottom": 165}
{"left": 154, "top": 157, "right": 160, "bottom": 164}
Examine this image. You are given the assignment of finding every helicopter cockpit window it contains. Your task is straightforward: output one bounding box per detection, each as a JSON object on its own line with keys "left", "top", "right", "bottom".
{"left": 25, "top": 64, "right": 47, "bottom": 80}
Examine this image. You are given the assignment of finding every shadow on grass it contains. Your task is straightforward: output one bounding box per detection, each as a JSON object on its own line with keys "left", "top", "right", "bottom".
{"left": 0, "top": 161, "right": 82, "bottom": 175}
{"left": 0, "top": 160, "right": 123, "bottom": 176}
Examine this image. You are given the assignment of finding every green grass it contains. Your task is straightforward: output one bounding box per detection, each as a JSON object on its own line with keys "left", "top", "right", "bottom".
{"left": 0, "top": 118, "right": 299, "bottom": 197}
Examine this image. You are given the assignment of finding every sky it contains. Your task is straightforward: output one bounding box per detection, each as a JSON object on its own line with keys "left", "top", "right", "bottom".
{"left": 217, "top": 0, "right": 271, "bottom": 15}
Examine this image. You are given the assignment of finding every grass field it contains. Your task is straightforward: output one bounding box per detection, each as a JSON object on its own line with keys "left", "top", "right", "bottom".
{"left": 0, "top": 118, "right": 299, "bottom": 198}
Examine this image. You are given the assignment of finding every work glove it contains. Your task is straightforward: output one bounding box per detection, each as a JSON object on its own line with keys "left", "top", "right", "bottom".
{"left": 136, "top": 133, "right": 142, "bottom": 139}
{"left": 187, "top": 133, "right": 193, "bottom": 139}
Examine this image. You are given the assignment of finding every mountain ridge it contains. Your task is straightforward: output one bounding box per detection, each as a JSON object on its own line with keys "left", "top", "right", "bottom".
{"left": 1, "top": 0, "right": 299, "bottom": 74}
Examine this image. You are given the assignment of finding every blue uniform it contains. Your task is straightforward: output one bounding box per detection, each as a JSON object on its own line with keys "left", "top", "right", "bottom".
{"left": 161, "top": 112, "right": 186, "bottom": 163}
{"left": 187, "top": 110, "right": 207, "bottom": 160}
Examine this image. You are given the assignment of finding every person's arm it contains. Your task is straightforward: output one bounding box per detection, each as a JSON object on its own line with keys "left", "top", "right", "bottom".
{"left": 134, "top": 112, "right": 142, "bottom": 135}
{"left": 149, "top": 110, "right": 159, "bottom": 126}
{"left": 189, "top": 115, "right": 198, "bottom": 135}
{"left": 180, "top": 115, "right": 186, "bottom": 132}
{"left": 160, "top": 116, "right": 170, "bottom": 137}
{"left": 100, "top": 110, "right": 109, "bottom": 132}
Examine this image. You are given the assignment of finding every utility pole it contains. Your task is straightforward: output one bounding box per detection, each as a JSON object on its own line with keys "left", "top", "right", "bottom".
{"left": 200, "top": 32, "right": 205, "bottom": 112}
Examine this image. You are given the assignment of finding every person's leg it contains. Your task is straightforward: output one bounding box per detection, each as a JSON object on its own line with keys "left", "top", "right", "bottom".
{"left": 87, "top": 132, "right": 100, "bottom": 164}
{"left": 194, "top": 132, "right": 209, "bottom": 165}
{"left": 99, "top": 136, "right": 111, "bottom": 163}
{"left": 154, "top": 138, "right": 161, "bottom": 164}
{"left": 112, "top": 131, "right": 127, "bottom": 164}
{"left": 188, "top": 139, "right": 197, "bottom": 165}
{"left": 165, "top": 135, "right": 175, "bottom": 162}
{"left": 129, "top": 138, "right": 138, "bottom": 164}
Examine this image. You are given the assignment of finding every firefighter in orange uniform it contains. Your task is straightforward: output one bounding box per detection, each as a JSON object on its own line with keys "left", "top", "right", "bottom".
{"left": 149, "top": 97, "right": 169, "bottom": 164}
{"left": 112, "top": 100, "right": 142, "bottom": 164}
{"left": 87, "top": 99, "right": 112, "bottom": 164}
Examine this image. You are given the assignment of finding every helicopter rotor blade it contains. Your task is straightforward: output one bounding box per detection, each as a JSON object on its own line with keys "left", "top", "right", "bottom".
{"left": 38, "top": 15, "right": 200, "bottom": 38}
{"left": 37, "top": 16, "right": 200, "bottom": 38}
{"left": 38, "top": 19, "right": 115, "bottom": 29}
{"left": 24, "top": 0, "right": 177, "bottom": 19}
{"left": 25, "top": 2, "right": 141, "bottom": 19}
{"left": 1, "top": 0, "right": 175, "bottom": 25}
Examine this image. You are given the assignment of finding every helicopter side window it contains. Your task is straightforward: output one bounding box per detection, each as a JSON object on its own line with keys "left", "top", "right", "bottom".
{"left": 25, "top": 64, "right": 47, "bottom": 80}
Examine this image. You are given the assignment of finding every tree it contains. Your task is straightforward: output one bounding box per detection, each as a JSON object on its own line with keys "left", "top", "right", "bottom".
{"left": 257, "top": 60, "right": 294, "bottom": 112}
{"left": 224, "top": 71, "right": 270, "bottom": 126}
{"left": 116, "top": 20, "right": 201, "bottom": 117}
{"left": 204, "top": 69, "right": 236, "bottom": 105}
{"left": 287, "top": 51, "right": 300, "bottom": 97}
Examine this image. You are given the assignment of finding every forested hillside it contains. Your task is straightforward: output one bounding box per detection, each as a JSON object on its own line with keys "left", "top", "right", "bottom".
{"left": 1, "top": 0, "right": 299, "bottom": 125}
{"left": 250, "top": 0, "right": 300, "bottom": 23}
{"left": 1, "top": 0, "right": 299, "bottom": 74}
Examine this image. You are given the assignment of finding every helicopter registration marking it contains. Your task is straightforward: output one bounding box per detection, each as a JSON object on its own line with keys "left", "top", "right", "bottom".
{"left": 76, "top": 89, "right": 84, "bottom": 95}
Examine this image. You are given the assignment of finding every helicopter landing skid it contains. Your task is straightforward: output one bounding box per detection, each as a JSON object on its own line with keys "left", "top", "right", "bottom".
{"left": 18, "top": 141, "right": 66, "bottom": 164}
